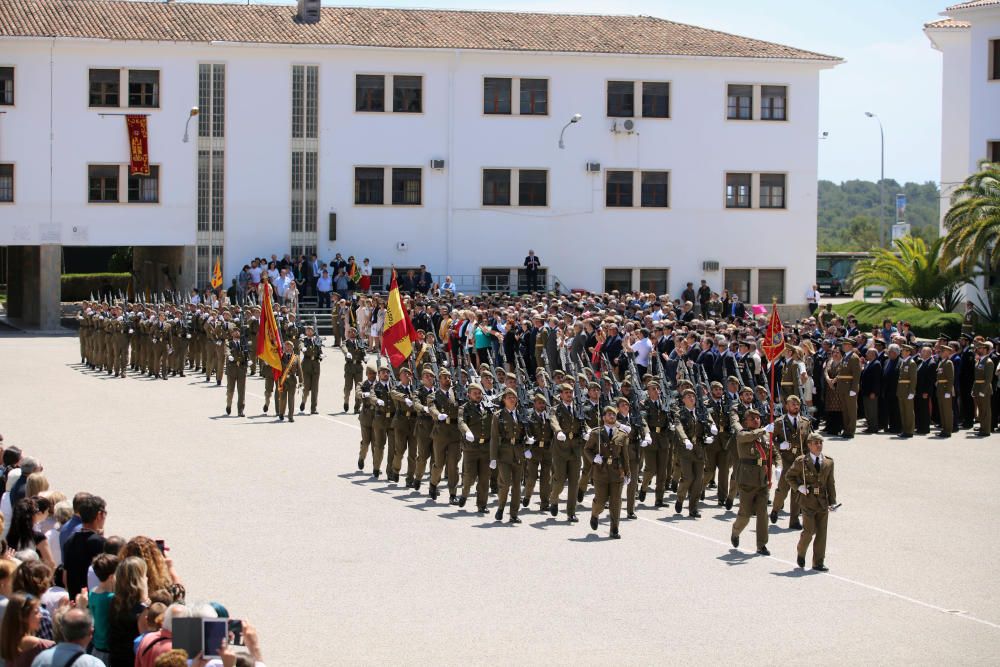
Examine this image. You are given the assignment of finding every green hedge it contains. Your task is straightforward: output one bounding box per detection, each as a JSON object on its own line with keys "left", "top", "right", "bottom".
{"left": 61, "top": 273, "right": 131, "bottom": 302}
{"left": 829, "top": 300, "right": 963, "bottom": 339}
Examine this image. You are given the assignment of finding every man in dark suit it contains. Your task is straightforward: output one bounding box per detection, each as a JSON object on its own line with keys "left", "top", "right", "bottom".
{"left": 730, "top": 296, "right": 747, "bottom": 320}
{"left": 958, "top": 333, "right": 976, "bottom": 429}
{"left": 522, "top": 320, "right": 539, "bottom": 377}
{"left": 602, "top": 323, "right": 624, "bottom": 378}
{"left": 523, "top": 250, "right": 542, "bottom": 293}
{"left": 417, "top": 264, "right": 433, "bottom": 295}
{"left": 860, "top": 348, "right": 882, "bottom": 433}
{"left": 881, "top": 344, "right": 901, "bottom": 433}
{"left": 914, "top": 345, "right": 937, "bottom": 434}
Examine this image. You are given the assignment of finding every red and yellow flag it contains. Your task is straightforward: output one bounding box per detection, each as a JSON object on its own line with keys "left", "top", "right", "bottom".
{"left": 349, "top": 261, "right": 362, "bottom": 283}
{"left": 210, "top": 256, "right": 223, "bottom": 290}
{"left": 126, "top": 115, "right": 149, "bottom": 176}
{"left": 256, "top": 282, "right": 284, "bottom": 379}
{"left": 381, "top": 269, "right": 418, "bottom": 368}
{"left": 761, "top": 301, "right": 785, "bottom": 363}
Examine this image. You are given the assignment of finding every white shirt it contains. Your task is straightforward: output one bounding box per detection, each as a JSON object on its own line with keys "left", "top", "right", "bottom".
{"left": 361, "top": 263, "right": 372, "bottom": 277}
{"left": 317, "top": 275, "right": 332, "bottom": 293}
{"left": 631, "top": 338, "right": 653, "bottom": 367}
{"left": 249, "top": 266, "right": 263, "bottom": 283}
{"left": 267, "top": 267, "right": 280, "bottom": 283}
{"left": 806, "top": 288, "right": 820, "bottom": 303}
{"left": 812, "top": 454, "right": 824, "bottom": 467}
{"left": 0, "top": 492, "right": 11, "bottom": 539}
{"left": 650, "top": 309, "right": 664, "bottom": 321}
{"left": 443, "top": 281, "right": 457, "bottom": 295}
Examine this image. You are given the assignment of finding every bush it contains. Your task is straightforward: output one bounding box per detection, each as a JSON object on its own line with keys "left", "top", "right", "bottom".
{"left": 61, "top": 273, "right": 131, "bottom": 302}
{"left": 830, "top": 300, "right": 963, "bottom": 339}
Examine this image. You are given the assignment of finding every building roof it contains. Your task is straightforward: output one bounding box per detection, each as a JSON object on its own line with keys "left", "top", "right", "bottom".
{"left": 946, "top": 0, "right": 1000, "bottom": 11}
{"left": 924, "top": 17, "right": 971, "bottom": 28}
{"left": 0, "top": 0, "right": 840, "bottom": 61}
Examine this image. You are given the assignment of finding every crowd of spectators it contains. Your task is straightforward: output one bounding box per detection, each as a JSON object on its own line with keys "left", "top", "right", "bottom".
{"left": 0, "top": 436, "right": 266, "bottom": 667}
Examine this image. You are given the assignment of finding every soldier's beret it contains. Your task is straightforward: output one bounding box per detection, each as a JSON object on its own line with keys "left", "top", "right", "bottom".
{"left": 615, "top": 395, "right": 632, "bottom": 406}
{"left": 678, "top": 379, "right": 694, "bottom": 389}
{"left": 647, "top": 381, "right": 662, "bottom": 390}
{"left": 533, "top": 393, "right": 549, "bottom": 404}
{"left": 587, "top": 381, "right": 601, "bottom": 390}
{"left": 785, "top": 394, "right": 801, "bottom": 404}
{"left": 806, "top": 432, "right": 824, "bottom": 443}
{"left": 739, "top": 386, "right": 754, "bottom": 395}
{"left": 558, "top": 383, "right": 573, "bottom": 392}
{"left": 399, "top": 367, "right": 413, "bottom": 376}
{"left": 378, "top": 365, "right": 390, "bottom": 373}
{"left": 727, "top": 375, "right": 740, "bottom": 384}
{"left": 710, "top": 381, "right": 723, "bottom": 389}
{"left": 478, "top": 363, "right": 491, "bottom": 372}
{"left": 421, "top": 366, "right": 435, "bottom": 376}
{"left": 553, "top": 369, "right": 566, "bottom": 377}
{"left": 680, "top": 388, "right": 696, "bottom": 398}
{"left": 976, "top": 340, "right": 993, "bottom": 350}
{"left": 438, "top": 368, "right": 452, "bottom": 377}
{"left": 578, "top": 373, "right": 588, "bottom": 383}
{"left": 745, "top": 408, "right": 761, "bottom": 418}
{"left": 468, "top": 382, "right": 484, "bottom": 393}
{"left": 900, "top": 344, "right": 914, "bottom": 352}
{"left": 501, "top": 388, "right": 518, "bottom": 400}
{"left": 621, "top": 379, "right": 633, "bottom": 387}
{"left": 535, "top": 368, "right": 548, "bottom": 377}
{"left": 481, "top": 370, "right": 494, "bottom": 380}
{"left": 602, "top": 406, "right": 618, "bottom": 416}
{"left": 840, "top": 338, "right": 854, "bottom": 346}
{"left": 365, "top": 364, "right": 377, "bottom": 373}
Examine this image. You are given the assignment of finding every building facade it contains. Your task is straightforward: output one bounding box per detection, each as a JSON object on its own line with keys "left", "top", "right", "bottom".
{"left": 0, "top": 0, "right": 839, "bottom": 326}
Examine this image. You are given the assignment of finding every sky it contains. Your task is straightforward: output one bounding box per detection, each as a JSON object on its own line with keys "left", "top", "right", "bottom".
{"left": 210, "top": 0, "right": 950, "bottom": 185}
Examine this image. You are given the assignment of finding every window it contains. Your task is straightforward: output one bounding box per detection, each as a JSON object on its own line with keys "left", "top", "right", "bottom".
{"left": 990, "top": 141, "right": 1000, "bottom": 164}
{"left": 128, "top": 70, "right": 159, "bottom": 108}
{"left": 356, "top": 75, "right": 385, "bottom": 112}
{"left": 0, "top": 164, "right": 12, "bottom": 202}
{"left": 640, "top": 171, "right": 669, "bottom": 207}
{"left": 604, "top": 268, "right": 632, "bottom": 293}
{"left": 354, "top": 167, "right": 384, "bottom": 205}
{"left": 518, "top": 170, "right": 547, "bottom": 206}
{"left": 127, "top": 165, "right": 159, "bottom": 203}
{"left": 991, "top": 40, "right": 1000, "bottom": 80}
{"left": 639, "top": 269, "right": 668, "bottom": 295}
{"left": 606, "top": 171, "right": 633, "bottom": 207}
{"left": 0, "top": 67, "right": 12, "bottom": 105}
{"left": 727, "top": 84, "right": 752, "bottom": 120}
{"left": 391, "top": 168, "right": 422, "bottom": 205}
{"left": 483, "top": 169, "right": 511, "bottom": 206}
{"left": 724, "top": 269, "right": 750, "bottom": 302}
{"left": 607, "top": 81, "right": 634, "bottom": 117}
{"left": 519, "top": 79, "right": 547, "bottom": 115}
{"left": 641, "top": 82, "right": 669, "bottom": 118}
{"left": 759, "top": 269, "right": 785, "bottom": 303}
{"left": 392, "top": 76, "right": 422, "bottom": 113}
{"left": 292, "top": 65, "right": 319, "bottom": 139}
{"left": 761, "top": 85, "right": 786, "bottom": 121}
{"left": 89, "top": 69, "right": 120, "bottom": 107}
{"left": 483, "top": 77, "right": 512, "bottom": 114}
{"left": 481, "top": 269, "right": 511, "bottom": 293}
{"left": 759, "top": 174, "right": 786, "bottom": 209}
{"left": 88, "top": 165, "right": 119, "bottom": 202}
{"left": 726, "top": 173, "right": 752, "bottom": 208}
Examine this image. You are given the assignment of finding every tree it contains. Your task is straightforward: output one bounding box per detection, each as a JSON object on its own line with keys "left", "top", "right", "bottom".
{"left": 942, "top": 162, "right": 1000, "bottom": 273}
{"left": 852, "top": 236, "right": 969, "bottom": 311}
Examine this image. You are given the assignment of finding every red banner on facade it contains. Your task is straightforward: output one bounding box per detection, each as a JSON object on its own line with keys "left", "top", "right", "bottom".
{"left": 126, "top": 115, "right": 149, "bottom": 176}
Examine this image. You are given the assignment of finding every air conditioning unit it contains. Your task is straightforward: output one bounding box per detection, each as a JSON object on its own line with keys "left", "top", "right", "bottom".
{"left": 586, "top": 162, "right": 601, "bottom": 173}
{"left": 702, "top": 261, "right": 720, "bottom": 272}
{"left": 430, "top": 159, "right": 445, "bottom": 170}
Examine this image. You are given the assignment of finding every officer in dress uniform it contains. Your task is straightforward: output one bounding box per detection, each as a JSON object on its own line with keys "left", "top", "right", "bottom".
{"left": 576, "top": 382, "right": 603, "bottom": 504}
{"left": 489, "top": 389, "right": 527, "bottom": 524}
{"left": 730, "top": 408, "right": 775, "bottom": 555}
{"left": 275, "top": 340, "right": 302, "bottom": 422}
{"left": 935, "top": 342, "right": 955, "bottom": 438}
{"left": 585, "top": 406, "right": 631, "bottom": 539}
{"left": 224, "top": 328, "right": 249, "bottom": 417}
{"left": 896, "top": 344, "right": 919, "bottom": 438}
{"left": 787, "top": 433, "right": 837, "bottom": 571}
{"left": 839, "top": 339, "right": 862, "bottom": 438}
{"left": 616, "top": 395, "right": 648, "bottom": 520}
{"left": 974, "top": 340, "right": 995, "bottom": 436}
{"left": 356, "top": 365, "right": 378, "bottom": 471}
{"left": 428, "top": 368, "right": 461, "bottom": 503}
{"left": 639, "top": 381, "right": 674, "bottom": 508}
{"left": 410, "top": 367, "right": 437, "bottom": 491}
{"left": 703, "top": 381, "right": 733, "bottom": 507}
{"left": 458, "top": 383, "right": 493, "bottom": 513}
{"left": 673, "top": 388, "right": 717, "bottom": 518}
{"left": 548, "top": 383, "right": 585, "bottom": 523}
{"left": 522, "top": 393, "right": 555, "bottom": 512}
{"left": 770, "top": 395, "right": 811, "bottom": 530}
{"left": 342, "top": 327, "right": 366, "bottom": 413}
{"left": 299, "top": 324, "right": 323, "bottom": 415}
{"left": 389, "top": 367, "right": 418, "bottom": 485}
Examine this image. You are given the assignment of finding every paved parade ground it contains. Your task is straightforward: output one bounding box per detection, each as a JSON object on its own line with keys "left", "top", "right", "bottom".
{"left": 1, "top": 333, "right": 998, "bottom": 665}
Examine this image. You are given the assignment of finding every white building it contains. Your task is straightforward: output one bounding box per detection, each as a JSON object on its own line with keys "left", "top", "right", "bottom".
{"left": 0, "top": 0, "right": 839, "bottom": 327}
{"left": 925, "top": 1, "right": 1000, "bottom": 235}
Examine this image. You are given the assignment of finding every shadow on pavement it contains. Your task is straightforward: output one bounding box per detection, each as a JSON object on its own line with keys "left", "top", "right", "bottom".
{"left": 717, "top": 549, "right": 758, "bottom": 566}
{"left": 568, "top": 533, "right": 610, "bottom": 543}
{"left": 771, "top": 568, "right": 817, "bottom": 578}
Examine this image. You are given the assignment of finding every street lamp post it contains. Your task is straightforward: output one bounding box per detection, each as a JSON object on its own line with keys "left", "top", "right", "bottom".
{"left": 865, "top": 111, "right": 886, "bottom": 248}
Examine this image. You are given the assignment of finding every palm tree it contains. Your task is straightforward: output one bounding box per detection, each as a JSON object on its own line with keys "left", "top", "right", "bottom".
{"left": 852, "top": 235, "right": 968, "bottom": 311}
{"left": 942, "top": 162, "right": 1000, "bottom": 273}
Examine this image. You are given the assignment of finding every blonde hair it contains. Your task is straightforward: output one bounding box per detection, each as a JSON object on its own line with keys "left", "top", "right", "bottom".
{"left": 112, "top": 557, "right": 148, "bottom": 614}
{"left": 25, "top": 473, "right": 49, "bottom": 498}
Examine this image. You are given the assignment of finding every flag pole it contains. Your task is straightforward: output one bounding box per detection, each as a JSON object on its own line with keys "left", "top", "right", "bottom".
{"left": 767, "top": 298, "right": 777, "bottom": 488}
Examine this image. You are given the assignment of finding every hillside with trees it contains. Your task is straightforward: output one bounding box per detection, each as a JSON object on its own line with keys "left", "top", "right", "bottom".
{"left": 817, "top": 179, "right": 940, "bottom": 251}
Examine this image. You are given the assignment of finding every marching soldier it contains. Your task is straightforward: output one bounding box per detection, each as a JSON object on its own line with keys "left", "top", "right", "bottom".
{"left": 770, "top": 395, "right": 811, "bottom": 529}
{"left": 586, "top": 406, "right": 631, "bottom": 539}
{"left": 974, "top": 339, "right": 995, "bottom": 436}
{"left": 369, "top": 365, "right": 395, "bottom": 479}
{"left": 410, "top": 367, "right": 436, "bottom": 491}
{"left": 787, "top": 433, "right": 837, "bottom": 571}
{"left": 275, "top": 340, "right": 302, "bottom": 422}
{"left": 839, "top": 338, "right": 862, "bottom": 438}
{"left": 725, "top": 384, "right": 756, "bottom": 510}
{"left": 246, "top": 306, "right": 260, "bottom": 375}
{"left": 299, "top": 324, "right": 322, "bottom": 415}
{"left": 639, "top": 381, "right": 673, "bottom": 508}
{"left": 458, "top": 383, "right": 493, "bottom": 513}
{"left": 703, "top": 381, "right": 733, "bottom": 507}
{"left": 616, "top": 395, "right": 648, "bottom": 520}
{"left": 522, "top": 393, "right": 555, "bottom": 512}
{"left": 224, "top": 328, "right": 249, "bottom": 417}
{"left": 489, "top": 388, "right": 527, "bottom": 523}
{"left": 575, "top": 382, "right": 602, "bottom": 503}
{"left": 548, "top": 383, "right": 585, "bottom": 522}
{"left": 673, "top": 388, "right": 716, "bottom": 518}
{"left": 389, "top": 367, "right": 418, "bottom": 486}
{"left": 778, "top": 346, "right": 801, "bottom": 404}
{"left": 896, "top": 344, "right": 918, "bottom": 438}
{"left": 730, "top": 408, "right": 774, "bottom": 555}
{"left": 343, "top": 327, "right": 366, "bottom": 413}
{"left": 935, "top": 342, "right": 955, "bottom": 438}
{"left": 356, "top": 365, "right": 378, "bottom": 471}
{"left": 428, "top": 368, "right": 461, "bottom": 503}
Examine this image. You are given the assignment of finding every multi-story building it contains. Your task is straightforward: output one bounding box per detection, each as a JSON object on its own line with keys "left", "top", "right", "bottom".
{"left": 0, "top": 0, "right": 839, "bottom": 327}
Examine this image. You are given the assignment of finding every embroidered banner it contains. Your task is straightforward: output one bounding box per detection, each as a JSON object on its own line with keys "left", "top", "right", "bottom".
{"left": 126, "top": 115, "right": 149, "bottom": 176}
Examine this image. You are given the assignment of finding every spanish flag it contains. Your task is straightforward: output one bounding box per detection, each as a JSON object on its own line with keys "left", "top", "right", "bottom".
{"left": 381, "top": 269, "right": 418, "bottom": 368}
{"left": 256, "top": 281, "right": 284, "bottom": 379}
{"left": 349, "top": 260, "right": 362, "bottom": 283}
{"left": 210, "top": 256, "right": 223, "bottom": 290}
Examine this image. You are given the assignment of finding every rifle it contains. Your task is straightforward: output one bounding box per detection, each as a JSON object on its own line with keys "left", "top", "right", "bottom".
{"left": 601, "top": 353, "right": 622, "bottom": 398}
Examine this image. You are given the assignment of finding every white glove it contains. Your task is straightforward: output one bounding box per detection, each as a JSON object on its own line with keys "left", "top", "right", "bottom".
{"left": 186, "top": 333, "right": 192, "bottom": 339}
{"left": 780, "top": 441, "right": 790, "bottom": 451}
{"left": 619, "top": 424, "right": 631, "bottom": 434}
{"left": 978, "top": 392, "right": 986, "bottom": 398}
{"left": 849, "top": 390, "right": 857, "bottom": 397}
{"left": 128, "top": 329, "right": 134, "bottom": 334}
{"left": 489, "top": 460, "right": 497, "bottom": 470}
{"left": 593, "top": 454, "right": 603, "bottom": 464}
{"left": 526, "top": 436, "right": 535, "bottom": 445}
{"left": 944, "top": 393, "right": 951, "bottom": 399}
{"left": 437, "top": 413, "right": 447, "bottom": 421}
{"left": 524, "top": 449, "right": 533, "bottom": 460}
{"left": 705, "top": 436, "right": 714, "bottom": 445}
{"left": 216, "top": 341, "right": 222, "bottom": 346}
{"left": 798, "top": 485, "right": 809, "bottom": 495}
{"left": 710, "top": 425, "right": 718, "bottom": 435}
{"left": 624, "top": 477, "right": 631, "bottom": 486}
{"left": 641, "top": 436, "right": 651, "bottom": 447}
{"left": 362, "top": 392, "right": 371, "bottom": 398}
{"left": 228, "top": 355, "right": 234, "bottom": 362}
{"left": 404, "top": 398, "right": 413, "bottom": 407}
{"left": 557, "top": 431, "right": 567, "bottom": 442}
{"left": 764, "top": 423, "right": 774, "bottom": 434}
{"left": 420, "top": 404, "right": 429, "bottom": 413}
{"left": 465, "top": 431, "right": 475, "bottom": 442}
{"left": 376, "top": 398, "right": 385, "bottom": 407}
{"left": 684, "top": 439, "right": 693, "bottom": 451}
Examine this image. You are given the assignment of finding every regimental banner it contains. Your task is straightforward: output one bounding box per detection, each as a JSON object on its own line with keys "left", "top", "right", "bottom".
{"left": 761, "top": 301, "right": 785, "bottom": 363}
{"left": 126, "top": 115, "right": 150, "bottom": 176}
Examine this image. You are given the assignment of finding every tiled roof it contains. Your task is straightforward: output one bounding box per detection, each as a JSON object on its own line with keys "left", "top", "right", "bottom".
{"left": 924, "top": 18, "right": 971, "bottom": 28}
{"left": 946, "top": 0, "right": 1000, "bottom": 10}
{"left": 0, "top": 0, "right": 841, "bottom": 61}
